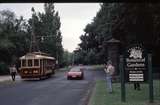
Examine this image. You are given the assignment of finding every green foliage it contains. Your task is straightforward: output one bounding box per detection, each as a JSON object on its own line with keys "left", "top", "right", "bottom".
{"left": 0, "top": 10, "right": 30, "bottom": 68}
{"left": 0, "top": 3, "right": 64, "bottom": 74}
{"left": 0, "top": 62, "right": 9, "bottom": 75}
{"left": 77, "top": 3, "right": 160, "bottom": 66}
{"left": 62, "top": 50, "right": 73, "bottom": 66}
{"left": 28, "top": 3, "right": 63, "bottom": 65}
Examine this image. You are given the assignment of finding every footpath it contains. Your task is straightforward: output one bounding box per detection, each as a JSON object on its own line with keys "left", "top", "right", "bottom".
{"left": 0, "top": 75, "right": 21, "bottom": 82}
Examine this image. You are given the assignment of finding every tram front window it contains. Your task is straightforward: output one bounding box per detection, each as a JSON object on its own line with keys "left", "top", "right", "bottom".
{"left": 28, "top": 60, "right": 32, "bottom": 67}
{"left": 22, "top": 60, "right": 26, "bottom": 67}
{"left": 34, "top": 59, "right": 39, "bottom": 66}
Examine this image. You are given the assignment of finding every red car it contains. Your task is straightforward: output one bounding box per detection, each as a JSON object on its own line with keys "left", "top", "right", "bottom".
{"left": 67, "top": 67, "right": 84, "bottom": 80}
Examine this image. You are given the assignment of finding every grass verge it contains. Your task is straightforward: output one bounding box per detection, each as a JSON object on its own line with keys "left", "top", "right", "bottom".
{"left": 89, "top": 80, "right": 160, "bottom": 105}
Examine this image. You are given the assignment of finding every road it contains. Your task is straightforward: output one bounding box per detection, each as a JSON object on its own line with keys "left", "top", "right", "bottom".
{"left": 0, "top": 66, "right": 105, "bottom": 105}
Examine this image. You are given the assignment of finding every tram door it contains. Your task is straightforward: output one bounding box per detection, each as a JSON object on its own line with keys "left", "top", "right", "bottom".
{"left": 40, "top": 59, "right": 44, "bottom": 76}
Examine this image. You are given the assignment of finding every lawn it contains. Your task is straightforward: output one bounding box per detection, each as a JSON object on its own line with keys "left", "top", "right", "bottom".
{"left": 89, "top": 80, "right": 160, "bottom": 105}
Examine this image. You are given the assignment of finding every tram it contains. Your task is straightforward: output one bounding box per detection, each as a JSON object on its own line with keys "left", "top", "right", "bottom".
{"left": 19, "top": 52, "right": 56, "bottom": 79}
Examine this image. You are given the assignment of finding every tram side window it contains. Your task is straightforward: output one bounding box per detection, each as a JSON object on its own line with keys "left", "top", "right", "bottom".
{"left": 28, "top": 59, "right": 32, "bottom": 67}
{"left": 22, "top": 60, "right": 26, "bottom": 67}
{"left": 34, "top": 59, "right": 39, "bottom": 66}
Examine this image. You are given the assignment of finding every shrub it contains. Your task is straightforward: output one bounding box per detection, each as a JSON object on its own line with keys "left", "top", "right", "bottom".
{"left": 0, "top": 62, "right": 9, "bottom": 75}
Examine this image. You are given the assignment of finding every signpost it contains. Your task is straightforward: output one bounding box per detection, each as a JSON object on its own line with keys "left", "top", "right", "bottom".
{"left": 148, "top": 54, "right": 153, "bottom": 103}
{"left": 125, "top": 44, "right": 148, "bottom": 83}
{"left": 120, "top": 55, "right": 125, "bottom": 102}
{"left": 120, "top": 44, "right": 154, "bottom": 103}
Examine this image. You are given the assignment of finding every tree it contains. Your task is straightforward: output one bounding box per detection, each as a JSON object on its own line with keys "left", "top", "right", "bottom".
{"left": 0, "top": 10, "right": 29, "bottom": 64}
{"left": 78, "top": 3, "right": 160, "bottom": 66}
{"left": 28, "top": 3, "right": 63, "bottom": 65}
{"left": 0, "top": 10, "right": 30, "bottom": 74}
{"left": 62, "top": 50, "right": 73, "bottom": 67}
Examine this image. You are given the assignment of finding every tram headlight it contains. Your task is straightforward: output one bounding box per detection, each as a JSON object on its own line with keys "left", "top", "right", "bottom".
{"left": 24, "top": 70, "right": 28, "bottom": 74}
{"left": 33, "top": 70, "right": 38, "bottom": 73}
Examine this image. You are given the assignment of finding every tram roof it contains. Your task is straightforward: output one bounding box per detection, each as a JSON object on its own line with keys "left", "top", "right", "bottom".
{"left": 20, "top": 52, "right": 55, "bottom": 60}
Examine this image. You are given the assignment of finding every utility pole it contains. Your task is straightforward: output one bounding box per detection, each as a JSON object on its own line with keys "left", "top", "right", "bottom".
{"left": 29, "top": 8, "right": 39, "bottom": 53}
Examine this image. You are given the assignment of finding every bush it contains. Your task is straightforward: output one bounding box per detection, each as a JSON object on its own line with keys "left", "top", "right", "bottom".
{"left": 0, "top": 62, "right": 9, "bottom": 75}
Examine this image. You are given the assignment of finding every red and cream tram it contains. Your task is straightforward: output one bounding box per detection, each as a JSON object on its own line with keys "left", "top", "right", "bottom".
{"left": 19, "top": 52, "right": 56, "bottom": 79}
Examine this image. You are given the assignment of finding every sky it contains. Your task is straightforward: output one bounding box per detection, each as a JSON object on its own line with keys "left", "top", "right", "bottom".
{"left": 0, "top": 3, "right": 101, "bottom": 52}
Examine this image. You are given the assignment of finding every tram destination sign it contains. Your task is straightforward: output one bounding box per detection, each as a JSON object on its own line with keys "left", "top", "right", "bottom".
{"left": 125, "top": 44, "right": 148, "bottom": 82}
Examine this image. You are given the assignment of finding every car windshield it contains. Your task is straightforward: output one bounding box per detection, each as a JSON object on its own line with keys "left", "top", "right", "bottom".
{"left": 70, "top": 68, "right": 80, "bottom": 72}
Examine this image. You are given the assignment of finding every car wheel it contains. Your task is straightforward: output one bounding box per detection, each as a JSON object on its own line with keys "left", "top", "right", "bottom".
{"left": 67, "top": 77, "right": 70, "bottom": 80}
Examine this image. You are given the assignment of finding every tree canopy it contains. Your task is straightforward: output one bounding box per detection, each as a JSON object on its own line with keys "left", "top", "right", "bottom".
{"left": 28, "top": 3, "right": 63, "bottom": 63}
{"left": 77, "top": 3, "right": 160, "bottom": 66}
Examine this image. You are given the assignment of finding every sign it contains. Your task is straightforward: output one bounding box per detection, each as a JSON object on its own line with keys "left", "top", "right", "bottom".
{"left": 125, "top": 44, "right": 148, "bottom": 82}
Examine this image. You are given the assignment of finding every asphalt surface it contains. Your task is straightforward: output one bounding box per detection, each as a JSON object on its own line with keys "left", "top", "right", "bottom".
{"left": 0, "top": 66, "right": 105, "bottom": 105}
